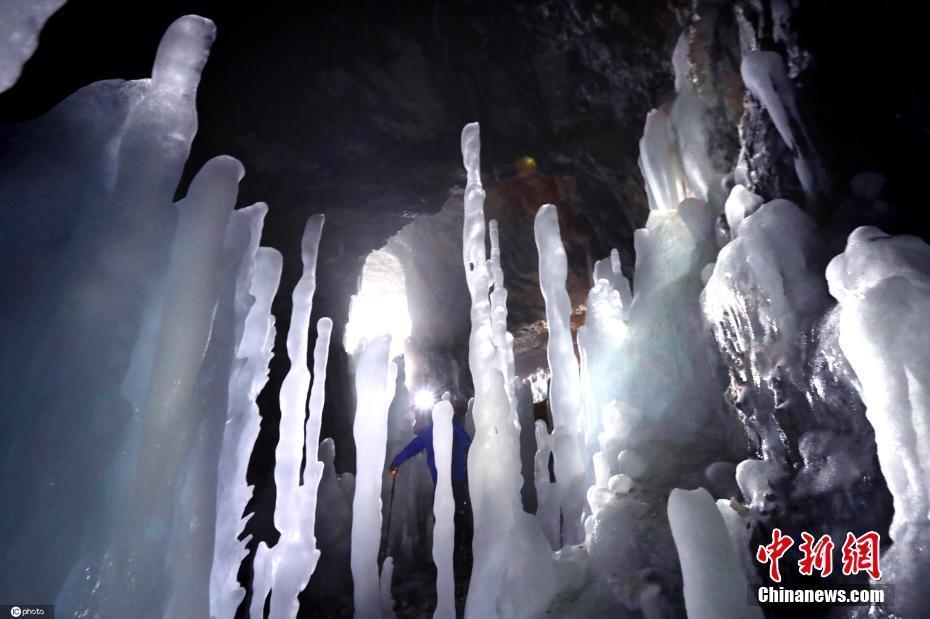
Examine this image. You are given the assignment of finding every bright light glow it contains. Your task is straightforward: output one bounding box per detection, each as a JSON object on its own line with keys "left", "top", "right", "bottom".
{"left": 345, "top": 248, "right": 411, "bottom": 359}
{"left": 527, "top": 367, "right": 550, "bottom": 403}
{"left": 412, "top": 388, "right": 437, "bottom": 412}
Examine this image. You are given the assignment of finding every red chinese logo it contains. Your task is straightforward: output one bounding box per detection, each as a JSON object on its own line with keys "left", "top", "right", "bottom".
{"left": 798, "top": 532, "right": 834, "bottom": 577}
{"left": 756, "top": 529, "right": 882, "bottom": 581}
{"left": 841, "top": 531, "right": 882, "bottom": 580}
{"left": 756, "top": 528, "right": 794, "bottom": 582}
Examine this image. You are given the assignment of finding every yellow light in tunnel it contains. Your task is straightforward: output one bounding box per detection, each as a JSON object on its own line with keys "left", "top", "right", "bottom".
{"left": 344, "top": 247, "right": 411, "bottom": 359}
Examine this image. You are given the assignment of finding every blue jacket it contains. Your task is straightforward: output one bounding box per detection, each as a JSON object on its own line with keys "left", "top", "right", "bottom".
{"left": 390, "top": 417, "right": 472, "bottom": 484}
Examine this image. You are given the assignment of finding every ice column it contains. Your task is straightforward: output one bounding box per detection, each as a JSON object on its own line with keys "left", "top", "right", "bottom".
{"left": 211, "top": 234, "right": 282, "bottom": 619}
{"left": 431, "top": 400, "right": 455, "bottom": 619}
{"left": 827, "top": 226, "right": 930, "bottom": 616}
{"left": 534, "top": 204, "right": 586, "bottom": 545}
{"left": 461, "top": 122, "right": 557, "bottom": 618}
{"left": 251, "top": 215, "right": 329, "bottom": 619}
{"left": 668, "top": 488, "right": 762, "bottom": 619}
{"left": 350, "top": 334, "right": 398, "bottom": 618}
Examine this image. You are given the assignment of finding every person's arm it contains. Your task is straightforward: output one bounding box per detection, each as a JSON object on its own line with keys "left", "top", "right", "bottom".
{"left": 390, "top": 433, "right": 426, "bottom": 472}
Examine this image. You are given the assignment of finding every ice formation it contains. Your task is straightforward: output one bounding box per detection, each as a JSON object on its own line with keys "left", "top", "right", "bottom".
{"left": 351, "top": 335, "right": 398, "bottom": 618}
{"left": 210, "top": 227, "right": 281, "bottom": 619}
{"left": 534, "top": 203, "right": 587, "bottom": 545}
{"left": 827, "top": 227, "right": 930, "bottom": 616}
{"left": 534, "top": 419, "right": 560, "bottom": 548}
{"left": 0, "top": 0, "right": 67, "bottom": 92}
{"left": 252, "top": 216, "right": 330, "bottom": 619}
{"left": 430, "top": 400, "right": 455, "bottom": 619}
{"left": 460, "top": 123, "right": 557, "bottom": 618}
{"left": 668, "top": 488, "right": 763, "bottom": 619}
{"left": 741, "top": 50, "right": 825, "bottom": 207}
{"left": 5, "top": 6, "right": 930, "bottom": 618}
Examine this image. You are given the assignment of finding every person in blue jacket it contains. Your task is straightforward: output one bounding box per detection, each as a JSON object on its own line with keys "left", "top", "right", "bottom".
{"left": 388, "top": 410, "right": 472, "bottom": 485}
{"left": 388, "top": 401, "right": 473, "bottom": 579}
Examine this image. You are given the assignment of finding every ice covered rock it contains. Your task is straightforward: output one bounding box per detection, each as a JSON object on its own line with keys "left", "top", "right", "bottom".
{"left": 741, "top": 50, "right": 825, "bottom": 207}
{"left": 702, "top": 199, "right": 827, "bottom": 463}
{"left": 724, "top": 184, "right": 763, "bottom": 236}
{"left": 827, "top": 226, "right": 930, "bottom": 616}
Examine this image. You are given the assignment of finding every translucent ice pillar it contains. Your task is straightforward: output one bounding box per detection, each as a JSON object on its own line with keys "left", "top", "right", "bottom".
{"left": 350, "top": 334, "right": 398, "bottom": 618}
{"left": 534, "top": 204, "right": 586, "bottom": 545}
{"left": 461, "top": 122, "right": 556, "bottom": 618}
{"left": 431, "top": 400, "right": 455, "bottom": 619}
{"left": 251, "top": 215, "right": 330, "bottom": 619}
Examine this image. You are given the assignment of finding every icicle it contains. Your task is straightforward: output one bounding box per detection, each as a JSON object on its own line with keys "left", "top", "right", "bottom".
{"left": 251, "top": 215, "right": 328, "bottom": 619}
{"left": 210, "top": 237, "right": 281, "bottom": 619}
{"left": 741, "top": 50, "right": 824, "bottom": 207}
{"left": 460, "top": 123, "right": 557, "bottom": 618}
{"left": 350, "top": 334, "right": 398, "bottom": 618}
{"left": 534, "top": 204, "right": 586, "bottom": 545}
{"left": 431, "top": 400, "right": 455, "bottom": 619}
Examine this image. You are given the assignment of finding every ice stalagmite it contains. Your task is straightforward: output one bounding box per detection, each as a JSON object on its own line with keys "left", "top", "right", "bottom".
{"left": 460, "top": 122, "right": 557, "bottom": 618}
{"left": 252, "top": 215, "right": 329, "bottom": 619}
{"left": 211, "top": 236, "right": 282, "bottom": 619}
{"left": 668, "top": 488, "right": 763, "bottom": 619}
{"left": 827, "top": 227, "right": 930, "bottom": 617}
{"left": 351, "top": 334, "right": 398, "bottom": 619}
{"left": 431, "top": 400, "right": 455, "bottom": 619}
{"left": 534, "top": 204, "right": 586, "bottom": 545}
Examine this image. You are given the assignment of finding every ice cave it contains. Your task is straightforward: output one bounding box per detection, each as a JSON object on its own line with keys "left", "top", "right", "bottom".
{"left": 1, "top": 1, "right": 929, "bottom": 618}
